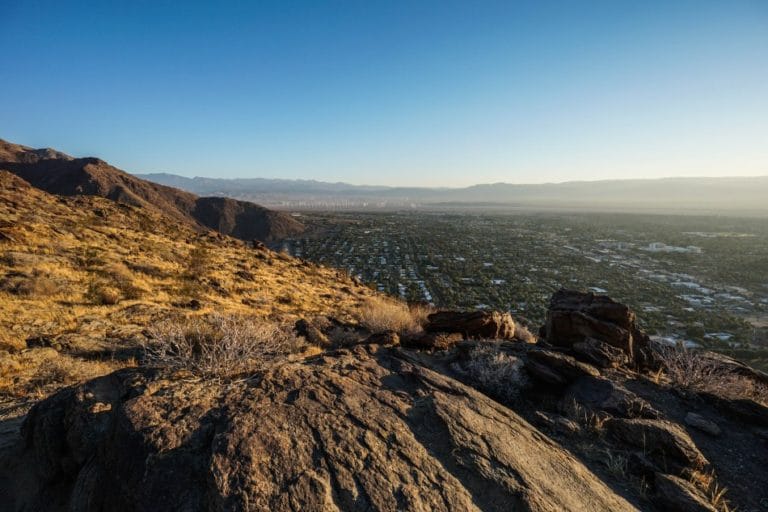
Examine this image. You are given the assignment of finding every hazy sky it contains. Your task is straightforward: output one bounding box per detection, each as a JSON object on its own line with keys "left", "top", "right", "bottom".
{"left": 1, "top": 1, "right": 767, "bottom": 186}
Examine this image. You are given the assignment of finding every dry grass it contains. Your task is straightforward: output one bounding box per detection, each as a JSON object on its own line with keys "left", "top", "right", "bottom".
{"left": 562, "top": 398, "right": 609, "bottom": 433}
{"left": 102, "top": 262, "right": 145, "bottom": 299}
{"left": 408, "top": 303, "right": 435, "bottom": 328}
{"left": 654, "top": 344, "right": 768, "bottom": 405}
{"left": 688, "top": 470, "right": 732, "bottom": 512}
{"left": 0, "top": 171, "right": 379, "bottom": 399}
{"left": 143, "top": 314, "right": 305, "bottom": 378}
{"left": 0, "top": 349, "right": 123, "bottom": 399}
{"left": 86, "top": 279, "right": 122, "bottom": 305}
{"left": 185, "top": 244, "right": 212, "bottom": 277}
{"left": 451, "top": 343, "right": 528, "bottom": 402}
{"left": 356, "top": 296, "right": 426, "bottom": 336}
{"left": 600, "top": 449, "right": 629, "bottom": 478}
{"left": 0, "top": 270, "right": 62, "bottom": 297}
{"left": 515, "top": 323, "right": 537, "bottom": 343}
{"left": 20, "top": 273, "right": 61, "bottom": 297}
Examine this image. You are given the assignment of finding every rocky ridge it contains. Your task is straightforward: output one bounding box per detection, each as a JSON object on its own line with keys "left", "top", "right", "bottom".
{"left": 3, "top": 291, "right": 767, "bottom": 511}
{"left": 0, "top": 138, "right": 304, "bottom": 243}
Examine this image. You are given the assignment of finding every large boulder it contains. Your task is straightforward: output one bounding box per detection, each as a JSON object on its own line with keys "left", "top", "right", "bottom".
{"left": 7, "top": 345, "right": 636, "bottom": 512}
{"left": 294, "top": 318, "right": 332, "bottom": 347}
{"left": 404, "top": 331, "right": 464, "bottom": 350}
{"left": 541, "top": 289, "right": 650, "bottom": 366}
{"left": 698, "top": 393, "right": 768, "bottom": 427}
{"left": 565, "top": 377, "right": 660, "bottom": 419}
{"left": 653, "top": 473, "right": 716, "bottom": 512}
{"left": 525, "top": 350, "right": 600, "bottom": 386}
{"left": 425, "top": 310, "right": 516, "bottom": 340}
{"left": 605, "top": 418, "right": 708, "bottom": 472}
{"left": 572, "top": 338, "right": 629, "bottom": 369}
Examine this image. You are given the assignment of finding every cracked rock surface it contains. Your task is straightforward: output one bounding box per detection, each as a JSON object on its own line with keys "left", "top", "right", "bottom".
{"left": 7, "top": 345, "right": 635, "bottom": 512}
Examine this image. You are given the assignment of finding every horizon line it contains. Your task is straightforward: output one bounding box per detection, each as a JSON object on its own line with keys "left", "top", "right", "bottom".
{"left": 135, "top": 171, "right": 768, "bottom": 190}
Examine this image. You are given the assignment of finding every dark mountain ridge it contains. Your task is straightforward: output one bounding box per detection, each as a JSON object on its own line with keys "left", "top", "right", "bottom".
{"left": 0, "top": 139, "right": 304, "bottom": 243}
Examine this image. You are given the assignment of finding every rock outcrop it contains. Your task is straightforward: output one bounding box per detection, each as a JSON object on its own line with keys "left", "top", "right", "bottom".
{"left": 4, "top": 287, "right": 768, "bottom": 511}
{"left": 404, "top": 331, "right": 464, "bottom": 350}
{"left": 572, "top": 338, "right": 629, "bottom": 368}
{"left": 541, "top": 289, "right": 651, "bottom": 367}
{"left": 653, "top": 473, "right": 716, "bottom": 512}
{"left": 524, "top": 350, "right": 600, "bottom": 386}
{"left": 425, "top": 311, "right": 516, "bottom": 340}
{"left": 565, "top": 376, "right": 659, "bottom": 419}
{"left": 605, "top": 418, "right": 709, "bottom": 472}
{"left": 8, "top": 345, "right": 635, "bottom": 512}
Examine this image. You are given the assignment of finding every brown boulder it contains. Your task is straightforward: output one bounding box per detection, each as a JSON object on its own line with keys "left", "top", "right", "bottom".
{"left": 572, "top": 337, "right": 629, "bottom": 368}
{"left": 653, "top": 473, "right": 716, "bottom": 512}
{"left": 699, "top": 393, "right": 768, "bottom": 427}
{"left": 526, "top": 350, "right": 600, "bottom": 384}
{"left": 294, "top": 318, "right": 332, "bottom": 347}
{"left": 605, "top": 418, "right": 708, "bottom": 471}
{"left": 404, "top": 331, "right": 464, "bottom": 350}
{"left": 425, "top": 310, "right": 516, "bottom": 339}
{"left": 8, "top": 346, "right": 636, "bottom": 512}
{"left": 525, "top": 359, "right": 569, "bottom": 386}
{"left": 541, "top": 289, "right": 650, "bottom": 366}
{"left": 566, "top": 377, "right": 660, "bottom": 419}
{"left": 361, "top": 330, "right": 400, "bottom": 346}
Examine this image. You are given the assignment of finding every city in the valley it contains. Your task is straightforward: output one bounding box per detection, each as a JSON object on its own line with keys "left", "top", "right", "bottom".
{"left": 284, "top": 211, "right": 768, "bottom": 369}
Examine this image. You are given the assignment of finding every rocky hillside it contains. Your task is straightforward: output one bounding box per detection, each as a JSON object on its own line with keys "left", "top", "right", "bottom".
{"left": 3, "top": 273, "right": 768, "bottom": 510}
{"left": 1, "top": 162, "right": 767, "bottom": 511}
{"left": 0, "top": 139, "right": 304, "bottom": 243}
{"left": 0, "top": 170, "right": 375, "bottom": 399}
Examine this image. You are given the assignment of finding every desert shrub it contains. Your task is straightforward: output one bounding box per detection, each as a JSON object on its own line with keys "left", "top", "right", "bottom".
{"left": 0, "top": 252, "right": 16, "bottom": 267}
{"left": 654, "top": 344, "right": 719, "bottom": 389}
{"left": 102, "top": 262, "right": 144, "bottom": 299}
{"left": 561, "top": 398, "right": 610, "bottom": 433}
{"left": 408, "top": 302, "right": 435, "bottom": 327}
{"left": 686, "top": 470, "right": 732, "bottom": 512}
{"left": 654, "top": 344, "right": 768, "bottom": 405}
{"left": 29, "top": 357, "right": 81, "bottom": 388}
{"left": 76, "top": 246, "right": 106, "bottom": 268}
{"left": 86, "top": 280, "right": 121, "bottom": 305}
{"left": 185, "top": 245, "right": 211, "bottom": 277}
{"left": 3, "top": 271, "right": 61, "bottom": 297}
{"left": 357, "top": 297, "right": 424, "bottom": 335}
{"left": 143, "top": 314, "right": 305, "bottom": 378}
{"left": 136, "top": 212, "right": 156, "bottom": 232}
{"left": 451, "top": 343, "right": 528, "bottom": 402}
{"left": 326, "top": 326, "right": 366, "bottom": 347}
{"left": 126, "top": 261, "right": 166, "bottom": 278}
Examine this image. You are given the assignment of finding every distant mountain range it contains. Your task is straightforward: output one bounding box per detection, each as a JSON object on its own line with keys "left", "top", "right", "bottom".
{"left": 137, "top": 172, "right": 768, "bottom": 215}
{"left": 0, "top": 140, "right": 304, "bottom": 243}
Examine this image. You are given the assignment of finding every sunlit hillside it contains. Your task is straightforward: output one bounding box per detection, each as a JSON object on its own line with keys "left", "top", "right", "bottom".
{"left": 0, "top": 171, "right": 375, "bottom": 399}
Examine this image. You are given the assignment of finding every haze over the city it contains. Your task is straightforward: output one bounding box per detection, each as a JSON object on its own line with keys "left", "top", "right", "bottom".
{"left": 1, "top": 0, "right": 767, "bottom": 187}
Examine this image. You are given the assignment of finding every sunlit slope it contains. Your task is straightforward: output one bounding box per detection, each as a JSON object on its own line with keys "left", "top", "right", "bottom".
{"left": 0, "top": 171, "right": 374, "bottom": 396}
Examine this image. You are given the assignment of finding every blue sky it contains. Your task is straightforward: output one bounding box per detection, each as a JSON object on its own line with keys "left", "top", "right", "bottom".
{"left": 1, "top": 1, "right": 766, "bottom": 186}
